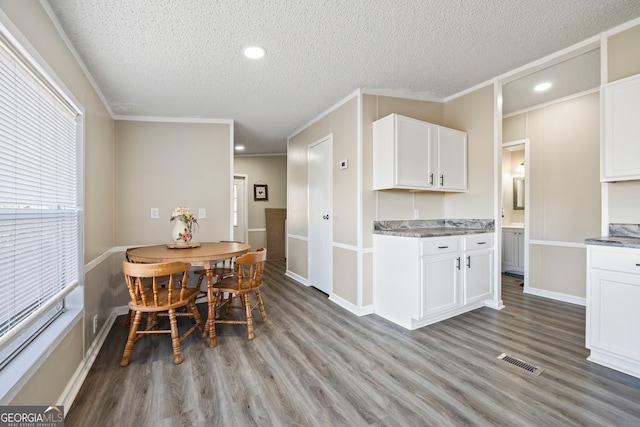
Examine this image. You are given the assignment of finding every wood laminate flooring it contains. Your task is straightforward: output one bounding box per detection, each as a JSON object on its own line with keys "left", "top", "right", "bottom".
{"left": 65, "top": 261, "right": 640, "bottom": 426}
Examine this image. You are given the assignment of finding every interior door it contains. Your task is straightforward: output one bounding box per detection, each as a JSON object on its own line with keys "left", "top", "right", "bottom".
{"left": 233, "top": 175, "right": 247, "bottom": 243}
{"left": 308, "top": 136, "right": 333, "bottom": 295}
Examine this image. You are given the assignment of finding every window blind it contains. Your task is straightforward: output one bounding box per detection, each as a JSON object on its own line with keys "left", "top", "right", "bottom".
{"left": 0, "top": 29, "right": 82, "bottom": 367}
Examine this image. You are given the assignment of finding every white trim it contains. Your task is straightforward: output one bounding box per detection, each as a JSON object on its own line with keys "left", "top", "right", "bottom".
{"left": 502, "top": 88, "right": 600, "bottom": 118}
{"left": 529, "top": 239, "right": 586, "bottom": 249}
{"left": 58, "top": 307, "right": 120, "bottom": 411}
{"left": 0, "top": 281, "right": 79, "bottom": 350}
{"left": 233, "top": 174, "right": 249, "bottom": 244}
{"left": 289, "top": 90, "right": 359, "bottom": 140}
{"left": 361, "top": 87, "right": 442, "bottom": 103}
{"left": 329, "top": 293, "right": 374, "bottom": 317}
{"left": 492, "top": 79, "right": 505, "bottom": 310}
{"left": 284, "top": 270, "right": 309, "bottom": 286}
{"left": 114, "top": 116, "right": 234, "bottom": 125}
{"left": 333, "top": 242, "right": 358, "bottom": 252}
{"left": 287, "top": 233, "right": 308, "bottom": 242}
{"left": 235, "top": 152, "right": 287, "bottom": 157}
{"left": 38, "top": 1, "right": 113, "bottom": 118}
{"left": 248, "top": 228, "right": 267, "bottom": 233}
{"left": 444, "top": 79, "right": 494, "bottom": 103}
{"left": 523, "top": 287, "right": 586, "bottom": 307}
{"left": 604, "top": 16, "right": 640, "bottom": 37}
{"left": 84, "top": 247, "right": 120, "bottom": 273}
{"left": 356, "top": 91, "right": 364, "bottom": 308}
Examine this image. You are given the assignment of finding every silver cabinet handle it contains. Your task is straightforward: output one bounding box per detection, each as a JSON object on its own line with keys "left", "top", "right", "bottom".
{"left": 466, "top": 256, "right": 471, "bottom": 268}
{"left": 438, "top": 246, "right": 449, "bottom": 249}
{"left": 440, "top": 175, "right": 444, "bottom": 186}
{"left": 456, "top": 257, "right": 460, "bottom": 270}
{"left": 477, "top": 242, "right": 487, "bottom": 245}
{"left": 429, "top": 173, "right": 434, "bottom": 185}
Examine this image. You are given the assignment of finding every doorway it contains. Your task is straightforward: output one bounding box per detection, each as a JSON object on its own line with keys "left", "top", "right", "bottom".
{"left": 233, "top": 175, "right": 248, "bottom": 243}
{"left": 308, "top": 136, "right": 333, "bottom": 295}
{"left": 501, "top": 140, "right": 528, "bottom": 288}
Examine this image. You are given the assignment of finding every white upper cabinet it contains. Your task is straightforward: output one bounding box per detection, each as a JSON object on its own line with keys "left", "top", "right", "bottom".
{"left": 373, "top": 113, "right": 467, "bottom": 191}
{"left": 435, "top": 126, "right": 467, "bottom": 191}
{"left": 602, "top": 73, "right": 640, "bottom": 182}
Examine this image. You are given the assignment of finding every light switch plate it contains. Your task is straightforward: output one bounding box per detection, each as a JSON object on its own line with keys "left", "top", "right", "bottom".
{"left": 150, "top": 208, "right": 159, "bottom": 219}
{"left": 198, "top": 208, "right": 206, "bottom": 219}
{"left": 340, "top": 159, "right": 349, "bottom": 169}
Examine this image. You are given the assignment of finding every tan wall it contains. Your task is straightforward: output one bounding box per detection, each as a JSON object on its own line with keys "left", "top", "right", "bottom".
{"left": 234, "top": 155, "right": 287, "bottom": 249}
{"left": 116, "top": 120, "right": 232, "bottom": 245}
{"left": 443, "top": 85, "right": 495, "bottom": 219}
{"left": 503, "top": 92, "right": 601, "bottom": 297}
{"left": 287, "top": 97, "right": 359, "bottom": 302}
{"left": 607, "top": 23, "right": 640, "bottom": 224}
{"left": 334, "top": 247, "right": 357, "bottom": 303}
{"left": 0, "top": 0, "right": 117, "bottom": 405}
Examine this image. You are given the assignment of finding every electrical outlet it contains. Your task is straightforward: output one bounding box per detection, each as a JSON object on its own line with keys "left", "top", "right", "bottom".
{"left": 150, "top": 208, "right": 159, "bottom": 219}
{"left": 198, "top": 208, "right": 206, "bottom": 219}
{"left": 93, "top": 314, "right": 98, "bottom": 334}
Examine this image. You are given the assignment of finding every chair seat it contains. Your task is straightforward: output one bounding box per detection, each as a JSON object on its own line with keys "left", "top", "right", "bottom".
{"left": 128, "top": 287, "right": 201, "bottom": 312}
{"left": 121, "top": 260, "right": 204, "bottom": 366}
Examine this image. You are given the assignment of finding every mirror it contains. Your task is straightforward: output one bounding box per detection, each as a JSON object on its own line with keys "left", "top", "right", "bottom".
{"left": 513, "top": 177, "right": 525, "bottom": 210}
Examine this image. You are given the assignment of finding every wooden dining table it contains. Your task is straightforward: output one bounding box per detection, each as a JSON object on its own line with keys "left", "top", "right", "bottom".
{"left": 126, "top": 241, "right": 251, "bottom": 347}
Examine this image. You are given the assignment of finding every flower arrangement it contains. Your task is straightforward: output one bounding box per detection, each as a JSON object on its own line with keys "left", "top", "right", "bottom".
{"left": 170, "top": 206, "right": 198, "bottom": 242}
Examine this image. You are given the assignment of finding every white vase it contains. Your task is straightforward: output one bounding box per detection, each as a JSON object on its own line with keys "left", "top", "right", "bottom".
{"left": 171, "top": 220, "right": 193, "bottom": 244}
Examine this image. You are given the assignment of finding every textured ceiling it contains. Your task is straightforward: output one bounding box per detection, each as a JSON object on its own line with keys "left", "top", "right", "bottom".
{"left": 43, "top": 0, "right": 640, "bottom": 154}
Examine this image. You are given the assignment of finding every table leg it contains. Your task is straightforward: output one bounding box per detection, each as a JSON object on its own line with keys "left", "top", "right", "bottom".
{"left": 206, "top": 268, "right": 217, "bottom": 347}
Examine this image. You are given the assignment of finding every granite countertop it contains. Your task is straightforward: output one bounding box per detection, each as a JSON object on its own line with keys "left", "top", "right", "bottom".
{"left": 585, "top": 223, "right": 640, "bottom": 249}
{"left": 373, "top": 219, "right": 494, "bottom": 238}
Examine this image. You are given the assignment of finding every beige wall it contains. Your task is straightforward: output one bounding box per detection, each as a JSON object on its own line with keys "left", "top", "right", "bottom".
{"left": 116, "top": 120, "right": 232, "bottom": 245}
{"left": 0, "top": 1, "right": 117, "bottom": 404}
{"left": 503, "top": 92, "right": 601, "bottom": 298}
{"left": 443, "top": 85, "right": 495, "bottom": 219}
{"left": 234, "top": 155, "right": 287, "bottom": 249}
{"left": 287, "top": 97, "right": 360, "bottom": 303}
{"left": 607, "top": 23, "right": 640, "bottom": 224}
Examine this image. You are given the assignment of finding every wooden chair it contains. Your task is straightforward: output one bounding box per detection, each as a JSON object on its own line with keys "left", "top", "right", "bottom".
{"left": 194, "top": 241, "right": 244, "bottom": 290}
{"left": 210, "top": 249, "right": 267, "bottom": 345}
{"left": 121, "top": 261, "right": 204, "bottom": 366}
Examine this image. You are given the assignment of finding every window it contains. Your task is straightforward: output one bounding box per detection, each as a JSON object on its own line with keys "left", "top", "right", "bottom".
{"left": 0, "top": 25, "right": 83, "bottom": 368}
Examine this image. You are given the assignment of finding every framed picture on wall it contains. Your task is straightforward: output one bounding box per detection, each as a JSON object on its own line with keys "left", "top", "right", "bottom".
{"left": 254, "top": 184, "right": 268, "bottom": 201}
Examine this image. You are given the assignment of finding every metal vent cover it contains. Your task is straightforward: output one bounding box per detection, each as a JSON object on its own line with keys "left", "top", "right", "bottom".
{"left": 498, "top": 353, "right": 544, "bottom": 376}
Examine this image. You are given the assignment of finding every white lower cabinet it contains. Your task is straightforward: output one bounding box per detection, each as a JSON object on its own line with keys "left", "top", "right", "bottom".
{"left": 586, "top": 245, "right": 640, "bottom": 378}
{"left": 373, "top": 233, "right": 494, "bottom": 330}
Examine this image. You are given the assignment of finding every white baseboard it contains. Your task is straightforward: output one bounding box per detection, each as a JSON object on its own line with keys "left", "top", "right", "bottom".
{"left": 524, "top": 286, "right": 586, "bottom": 306}
{"left": 58, "top": 307, "right": 121, "bottom": 413}
{"left": 284, "top": 270, "right": 309, "bottom": 286}
{"left": 329, "top": 293, "right": 374, "bottom": 317}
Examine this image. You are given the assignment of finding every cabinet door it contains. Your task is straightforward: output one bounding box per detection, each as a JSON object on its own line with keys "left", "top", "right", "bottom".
{"left": 437, "top": 126, "right": 467, "bottom": 191}
{"left": 517, "top": 231, "right": 525, "bottom": 268}
{"left": 588, "top": 271, "right": 640, "bottom": 359}
{"left": 421, "top": 254, "right": 460, "bottom": 317}
{"left": 395, "top": 115, "right": 432, "bottom": 188}
{"left": 502, "top": 229, "right": 518, "bottom": 268}
{"left": 602, "top": 74, "right": 640, "bottom": 182}
{"left": 464, "top": 249, "right": 493, "bottom": 304}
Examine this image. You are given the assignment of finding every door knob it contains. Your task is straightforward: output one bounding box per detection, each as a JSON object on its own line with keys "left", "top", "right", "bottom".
{"left": 322, "top": 214, "right": 330, "bottom": 220}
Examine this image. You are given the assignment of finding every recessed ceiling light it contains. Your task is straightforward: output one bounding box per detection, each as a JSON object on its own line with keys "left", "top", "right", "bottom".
{"left": 244, "top": 46, "right": 266, "bottom": 59}
{"left": 235, "top": 145, "right": 245, "bottom": 151}
{"left": 534, "top": 82, "right": 552, "bottom": 92}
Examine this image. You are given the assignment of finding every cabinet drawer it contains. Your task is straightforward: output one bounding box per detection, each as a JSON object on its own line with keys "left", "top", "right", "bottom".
{"left": 465, "top": 234, "right": 493, "bottom": 250}
{"left": 420, "top": 238, "right": 459, "bottom": 256}
{"left": 591, "top": 248, "right": 640, "bottom": 275}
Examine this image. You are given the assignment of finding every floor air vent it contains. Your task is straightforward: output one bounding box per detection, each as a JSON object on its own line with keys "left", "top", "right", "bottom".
{"left": 498, "top": 353, "right": 544, "bottom": 376}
